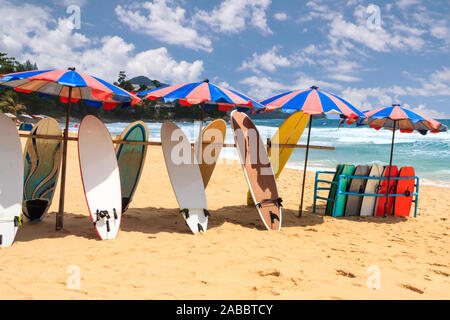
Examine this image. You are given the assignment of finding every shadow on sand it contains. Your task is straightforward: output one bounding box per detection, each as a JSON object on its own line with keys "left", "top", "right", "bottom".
{"left": 14, "top": 202, "right": 407, "bottom": 243}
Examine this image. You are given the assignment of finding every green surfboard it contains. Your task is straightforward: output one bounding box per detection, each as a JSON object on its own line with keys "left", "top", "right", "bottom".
{"left": 325, "top": 164, "right": 344, "bottom": 215}
{"left": 116, "top": 121, "right": 149, "bottom": 213}
{"left": 333, "top": 165, "right": 356, "bottom": 217}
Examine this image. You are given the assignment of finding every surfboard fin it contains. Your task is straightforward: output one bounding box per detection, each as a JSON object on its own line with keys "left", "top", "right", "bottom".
{"left": 197, "top": 223, "right": 204, "bottom": 232}
{"left": 179, "top": 209, "right": 189, "bottom": 219}
{"left": 113, "top": 208, "right": 118, "bottom": 220}
{"left": 269, "top": 211, "right": 280, "bottom": 225}
{"left": 203, "top": 209, "right": 210, "bottom": 217}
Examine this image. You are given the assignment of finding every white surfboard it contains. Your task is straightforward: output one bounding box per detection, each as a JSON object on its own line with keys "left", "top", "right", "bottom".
{"left": 161, "top": 121, "right": 208, "bottom": 234}
{"left": 0, "top": 113, "right": 24, "bottom": 246}
{"left": 360, "top": 164, "right": 383, "bottom": 216}
{"left": 78, "top": 115, "right": 122, "bottom": 240}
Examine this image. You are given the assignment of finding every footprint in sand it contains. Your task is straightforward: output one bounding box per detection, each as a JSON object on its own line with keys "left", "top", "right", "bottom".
{"left": 257, "top": 269, "right": 281, "bottom": 277}
{"left": 336, "top": 269, "right": 356, "bottom": 278}
{"left": 401, "top": 283, "right": 424, "bottom": 294}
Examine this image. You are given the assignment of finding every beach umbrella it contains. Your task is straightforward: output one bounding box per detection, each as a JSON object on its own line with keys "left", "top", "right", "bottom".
{"left": 362, "top": 104, "right": 448, "bottom": 216}
{"left": 0, "top": 68, "right": 141, "bottom": 230}
{"left": 260, "top": 86, "right": 365, "bottom": 217}
{"left": 18, "top": 113, "right": 34, "bottom": 120}
{"left": 139, "top": 78, "right": 264, "bottom": 136}
{"left": 4, "top": 112, "right": 16, "bottom": 118}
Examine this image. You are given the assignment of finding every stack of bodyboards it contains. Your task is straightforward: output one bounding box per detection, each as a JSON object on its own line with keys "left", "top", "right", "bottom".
{"left": 325, "top": 164, "right": 416, "bottom": 217}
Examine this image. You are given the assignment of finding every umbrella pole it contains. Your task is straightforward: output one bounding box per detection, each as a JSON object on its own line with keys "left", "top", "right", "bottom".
{"left": 196, "top": 102, "right": 205, "bottom": 163}
{"left": 298, "top": 117, "right": 312, "bottom": 217}
{"left": 384, "top": 120, "right": 396, "bottom": 217}
{"left": 56, "top": 87, "right": 72, "bottom": 230}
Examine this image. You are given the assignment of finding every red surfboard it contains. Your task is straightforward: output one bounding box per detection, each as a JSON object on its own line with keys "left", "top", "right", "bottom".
{"left": 394, "top": 167, "right": 415, "bottom": 217}
{"left": 375, "top": 166, "right": 399, "bottom": 216}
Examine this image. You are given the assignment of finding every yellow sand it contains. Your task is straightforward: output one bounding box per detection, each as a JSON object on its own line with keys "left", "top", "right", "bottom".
{"left": 1, "top": 136, "right": 449, "bottom": 299}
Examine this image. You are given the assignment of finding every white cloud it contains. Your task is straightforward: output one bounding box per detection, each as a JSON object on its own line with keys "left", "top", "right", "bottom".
{"left": 240, "top": 74, "right": 342, "bottom": 100}
{"left": 194, "top": 0, "right": 272, "bottom": 35}
{"left": 273, "top": 12, "right": 288, "bottom": 21}
{"left": 115, "top": 1, "right": 212, "bottom": 52}
{"left": 328, "top": 74, "right": 361, "bottom": 82}
{"left": 0, "top": 1, "right": 203, "bottom": 84}
{"left": 396, "top": 0, "right": 422, "bottom": 10}
{"left": 239, "top": 46, "right": 291, "bottom": 73}
{"left": 58, "top": 0, "right": 88, "bottom": 7}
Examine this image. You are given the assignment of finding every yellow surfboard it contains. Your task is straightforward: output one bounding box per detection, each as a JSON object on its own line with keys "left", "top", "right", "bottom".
{"left": 194, "top": 119, "right": 227, "bottom": 188}
{"left": 247, "top": 111, "right": 310, "bottom": 205}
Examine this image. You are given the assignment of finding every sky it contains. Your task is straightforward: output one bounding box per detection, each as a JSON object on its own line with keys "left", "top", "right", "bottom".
{"left": 0, "top": 0, "right": 449, "bottom": 118}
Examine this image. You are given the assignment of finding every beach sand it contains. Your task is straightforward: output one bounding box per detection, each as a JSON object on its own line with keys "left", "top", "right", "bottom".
{"left": 1, "top": 136, "right": 449, "bottom": 300}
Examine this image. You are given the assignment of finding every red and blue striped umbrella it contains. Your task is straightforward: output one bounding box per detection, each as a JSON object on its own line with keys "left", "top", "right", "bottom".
{"left": 139, "top": 79, "right": 264, "bottom": 112}
{"left": 0, "top": 68, "right": 141, "bottom": 109}
{"left": 260, "top": 86, "right": 364, "bottom": 217}
{"left": 363, "top": 105, "right": 447, "bottom": 134}
{"left": 261, "top": 86, "right": 364, "bottom": 119}
{"left": 361, "top": 104, "right": 447, "bottom": 217}
{"left": 0, "top": 68, "right": 141, "bottom": 230}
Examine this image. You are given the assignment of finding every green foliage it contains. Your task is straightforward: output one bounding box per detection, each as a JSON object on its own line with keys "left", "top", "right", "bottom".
{"left": 114, "top": 71, "right": 134, "bottom": 92}
{"left": 0, "top": 90, "right": 26, "bottom": 114}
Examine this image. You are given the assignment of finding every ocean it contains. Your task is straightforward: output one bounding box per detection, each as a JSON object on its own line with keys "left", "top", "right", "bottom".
{"left": 70, "top": 118, "right": 450, "bottom": 188}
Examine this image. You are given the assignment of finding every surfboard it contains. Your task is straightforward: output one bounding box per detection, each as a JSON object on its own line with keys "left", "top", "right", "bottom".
{"left": 394, "top": 167, "right": 416, "bottom": 217}
{"left": 22, "top": 117, "right": 62, "bottom": 221}
{"left": 375, "top": 166, "right": 399, "bottom": 216}
{"left": 344, "top": 165, "right": 371, "bottom": 216}
{"left": 161, "top": 121, "right": 208, "bottom": 234}
{"left": 231, "top": 111, "right": 282, "bottom": 231}
{"left": 78, "top": 115, "right": 122, "bottom": 240}
{"left": 333, "top": 164, "right": 356, "bottom": 217}
{"left": 360, "top": 164, "right": 384, "bottom": 216}
{"left": 325, "top": 164, "right": 344, "bottom": 215}
{"left": 247, "top": 111, "right": 310, "bottom": 206}
{"left": 0, "top": 113, "right": 24, "bottom": 247}
{"left": 194, "top": 119, "right": 227, "bottom": 188}
{"left": 116, "top": 121, "right": 149, "bottom": 213}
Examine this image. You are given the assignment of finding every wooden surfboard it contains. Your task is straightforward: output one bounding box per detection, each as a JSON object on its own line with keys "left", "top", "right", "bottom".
{"left": 333, "top": 164, "right": 355, "bottom": 217}
{"left": 116, "top": 121, "right": 149, "bottom": 213}
{"left": 161, "top": 121, "right": 208, "bottom": 234}
{"left": 194, "top": 119, "right": 227, "bottom": 188}
{"left": 231, "top": 111, "right": 282, "bottom": 231}
{"left": 360, "top": 164, "right": 383, "bottom": 216}
{"left": 375, "top": 165, "right": 399, "bottom": 216}
{"left": 344, "top": 165, "right": 371, "bottom": 216}
{"left": 0, "top": 113, "right": 23, "bottom": 247}
{"left": 78, "top": 115, "right": 122, "bottom": 240}
{"left": 22, "top": 117, "right": 62, "bottom": 221}
{"left": 325, "top": 164, "right": 344, "bottom": 216}
{"left": 247, "top": 111, "right": 309, "bottom": 206}
{"left": 394, "top": 166, "right": 415, "bottom": 217}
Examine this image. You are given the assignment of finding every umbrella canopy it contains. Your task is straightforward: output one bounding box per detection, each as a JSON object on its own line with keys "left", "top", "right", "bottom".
{"left": 261, "top": 86, "right": 364, "bottom": 119}
{"left": 261, "top": 86, "right": 365, "bottom": 217}
{"left": 18, "top": 113, "right": 34, "bottom": 119}
{"left": 139, "top": 79, "right": 264, "bottom": 111}
{"left": 361, "top": 104, "right": 447, "bottom": 216}
{"left": 3, "top": 112, "right": 16, "bottom": 118}
{"left": 363, "top": 105, "right": 447, "bottom": 134}
{"left": 0, "top": 68, "right": 141, "bottom": 230}
{"left": 0, "top": 69, "right": 141, "bottom": 108}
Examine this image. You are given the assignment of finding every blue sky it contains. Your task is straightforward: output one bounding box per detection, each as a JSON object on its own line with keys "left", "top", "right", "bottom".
{"left": 0, "top": 0, "right": 449, "bottom": 117}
